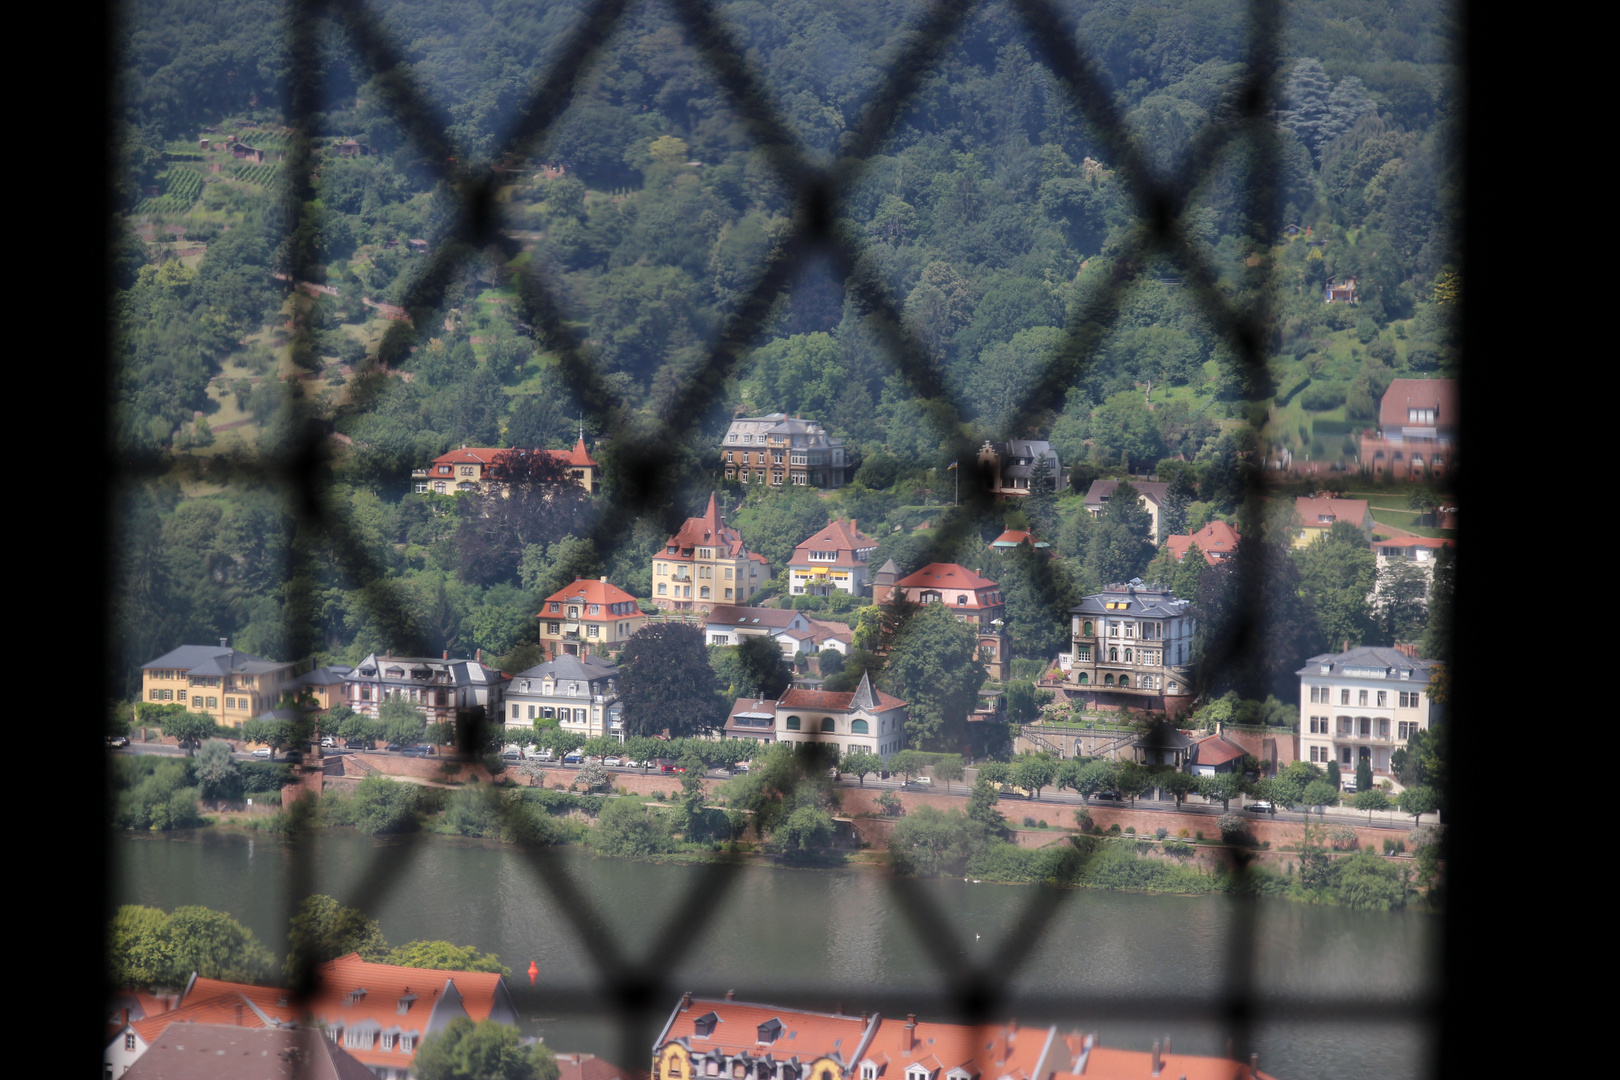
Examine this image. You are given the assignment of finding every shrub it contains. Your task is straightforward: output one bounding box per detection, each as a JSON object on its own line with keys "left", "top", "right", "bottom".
{"left": 878, "top": 791, "right": 905, "bottom": 817}
{"left": 592, "top": 797, "right": 675, "bottom": 857}
{"left": 1023, "top": 816, "right": 1038, "bottom": 828}
{"left": 1162, "top": 840, "right": 1193, "bottom": 858}
{"left": 652, "top": 791, "right": 665, "bottom": 801}
{"left": 1155, "top": 826, "right": 1168, "bottom": 840}
{"left": 1216, "top": 813, "right": 1251, "bottom": 845}
{"left": 1073, "top": 808, "right": 1093, "bottom": 833}
{"left": 1108, "top": 823, "right": 1121, "bottom": 834}
{"left": 1125, "top": 826, "right": 1135, "bottom": 835}
{"left": 1178, "top": 828, "right": 1190, "bottom": 838}
{"left": 1195, "top": 831, "right": 1205, "bottom": 841}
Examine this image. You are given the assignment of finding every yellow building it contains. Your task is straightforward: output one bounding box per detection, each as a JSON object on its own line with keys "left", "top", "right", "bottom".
{"left": 140, "top": 642, "right": 299, "bottom": 728}
{"left": 651, "top": 494, "right": 769, "bottom": 612}
{"left": 538, "top": 577, "right": 647, "bottom": 658}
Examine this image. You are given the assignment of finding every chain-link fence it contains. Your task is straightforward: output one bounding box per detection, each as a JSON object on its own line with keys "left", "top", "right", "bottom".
{"left": 105, "top": 0, "right": 1465, "bottom": 1076}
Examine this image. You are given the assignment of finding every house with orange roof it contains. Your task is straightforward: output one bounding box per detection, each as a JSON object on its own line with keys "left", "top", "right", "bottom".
{"left": 650, "top": 996, "right": 1273, "bottom": 1080}
{"left": 557, "top": 1051, "right": 649, "bottom": 1080}
{"left": 651, "top": 494, "right": 769, "bottom": 613}
{"left": 412, "top": 438, "right": 600, "bottom": 495}
{"left": 788, "top": 517, "right": 878, "bottom": 598}
{"left": 1358, "top": 377, "right": 1455, "bottom": 481}
{"left": 106, "top": 985, "right": 299, "bottom": 1078}
{"left": 122, "top": 1024, "right": 377, "bottom": 1080}
{"left": 775, "top": 671, "right": 908, "bottom": 761}
{"left": 989, "top": 528, "right": 1051, "bottom": 552}
{"left": 1189, "top": 733, "right": 1247, "bottom": 775}
{"left": 538, "top": 577, "right": 647, "bottom": 659}
{"left": 1291, "top": 495, "right": 1373, "bottom": 549}
{"left": 874, "top": 562, "right": 1008, "bottom": 680}
{"left": 1164, "top": 520, "right": 1240, "bottom": 566}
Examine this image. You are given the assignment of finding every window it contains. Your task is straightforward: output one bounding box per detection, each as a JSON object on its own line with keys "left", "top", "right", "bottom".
{"left": 1118, "top": 675, "right": 1130, "bottom": 688}
{"left": 820, "top": 717, "right": 835, "bottom": 732}
{"left": 1077, "top": 672, "right": 1088, "bottom": 684}
{"left": 1358, "top": 689, "right": 1368, "bottom": 706}
{"left": 1083, "top": 621, "right": 1093, "bottom": 636}
{"left": 1076, "top": 645, "right": 1091, "bottom": 661}
{"left": 1400, "top": 691, "right": 1420, "bottom": 708}
{"left": 1340, "top": 688, "right": 1351, "bottom": 705}
{"left": 1359, "top": 717, "right": 1371, "bottom": 736}
{"left": 1109, "top": 647, "right": 1118, "bottom": 661}
{"left": 1399, "top": 721, "right": 1419, "bottom": 740}
{"left": 785, "top": 716, "right": 801, "bottom": 731}
{"left": 1310, "top": 746, "right": 1327, "bottom": 763}
{"left": 1104, "top": 674, "right": 1114, "bottom": 685}
{"left": 1378, "top": 718, "right": 1389, "bottom": 738}
{"left": 125, "top": 1033, "right": 136, "bottom": 1051}
{"left": 657, "top": 584, "right": 667, "bottom": 595}
{"left": 862, "top": 1066, "right": 877, "bottom": 1080}
{"left": 1376, "top": 690, "right": 1387, "bottom": 707}
{"left": 851, "top": 719, "right": 868, "bottom": 734}
{"left": 1338, "top": 717, "right": 1352, "bottom": 734}
{"left": 1124, "top": 648, "right": 1132, "bottom": 663}
{"left": 588, "top": 625, "right": 599, "bottom": 638}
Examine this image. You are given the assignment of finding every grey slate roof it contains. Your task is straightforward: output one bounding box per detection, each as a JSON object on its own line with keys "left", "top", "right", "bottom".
{"left": 850, "top": 671, "right": 879, "bottom": 711}
{"left": 1070, "top": 584, "right": 1190, "bottom": 617}
{"left": 1296, "top": 646, "right": 1435, "bottom": 683}
{"left": 513, "top": 655, "right": 619, "bottom": 681}
{"left": 141, "top": 644, "right": 285, "bottom": 674}
{"left": 298, "top": 665, "right": 352, "bottom": 687}
{"left": 706, "top": 604, "right": 803, "bottom": 629}
{"left": 1083, "top": 479, "right": 1171, "bottom": 508}
{"left": 350, "top": 653, "right": 506, "bottom": 686}
{"left": 122, "top": 1025, "right": 375, "bottom": 1080}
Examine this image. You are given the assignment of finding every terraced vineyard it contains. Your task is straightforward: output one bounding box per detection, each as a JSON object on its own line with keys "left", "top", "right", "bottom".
{"left": 133, "top": 165, "right": 203, "bottom": 216}
{"left": 231, "top": 162, "right": 279, "bottom": 186}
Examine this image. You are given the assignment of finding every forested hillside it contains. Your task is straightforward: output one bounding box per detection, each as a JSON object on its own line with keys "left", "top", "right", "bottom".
{"left": 110, "top": 0, "right": 1460, "bottom": 705}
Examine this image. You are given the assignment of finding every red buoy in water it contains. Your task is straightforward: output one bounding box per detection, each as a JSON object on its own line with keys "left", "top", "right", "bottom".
{"left": 527, "top": 960, "right": 538, "bottom": 985}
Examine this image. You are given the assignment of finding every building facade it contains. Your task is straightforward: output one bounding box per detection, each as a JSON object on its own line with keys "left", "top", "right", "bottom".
{"left": 1358, "top": 377, "right": 1456, "bottom": 482}
{"left": 651, "top": 494, "right": 769, "bottom": 612}
{"left": 788, "top": 517, "right": 877, "bottom": 597}
{"left": 538, "top": 578, "right": 647, "bottom": 659}
{"left": 140, "top": 643, "right": 299, "bottom": 729}
{"left": 343, "top": 653, "right": 508, "bottom": 724}
{"left": 876, "top": 562, "right": 1008, "bottom": 681}
{"left": 775, "top": 673, "right": 908, "bottom": 761}
{"left": 1292, "top": 495, "right": 1374, "bottom": 548}
{"left": 721, "top": 414, "right": 847, "bottom": 488}
{"left": 504, "top": 655, "right": 623, "bottom": 741}
{"left": 1163, "top": 519, "right": 1240, "bottom": 566}
{"left": 976, "top": 438, "right": 1061, "bottom": 496}
{"left": 1297, "top": 645, "right": 1438, "bottom": 789}
{"left": 1082, "top": 480, "right": 1172, "bottom": 543}
{"left": 412, "top": 439, "right": 600, "bottom": 495}
{"left": 703, "top": 605, "right": 813, "bottom": 649}
{"left": 1068, "top": 582, "right": 1197, "bottom": 715}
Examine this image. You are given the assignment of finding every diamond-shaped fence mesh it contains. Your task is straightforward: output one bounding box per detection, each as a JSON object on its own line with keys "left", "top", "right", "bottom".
{"left": 106, "top": 0, "right": 1461, "bottom": 1077}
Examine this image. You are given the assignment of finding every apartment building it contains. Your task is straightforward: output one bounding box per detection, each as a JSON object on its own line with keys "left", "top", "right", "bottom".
{"left": 721, "top": 414, "right": 847, "bottom": 489}
{"left": 651, "top": 494, "right": 769, "bottom": 612}
{"left": 139, "top": 642, "right": 299, "bottom": 729}
{"left": 1358, "top": 377, "right": 1456, "bottom": 481}
{"left": 787, "top": 517, "right": 877, "bottom": 597}
{"left": 1083, "top": 480, "right": 1172, "bottom": 544}
{"left": 538, "top": 577, "right": 647, "bottom": 659}
{"left": 343, "top": 651, "right": 508, "bottom": 723}
{"left": 874, "top": 561, "right": 1008, "bottom": 680}
{"left": 504, "top": 655, "right": 623, "bottom": 741}
{"left": 1297, "top": 644, "right": 1438, "bottom": 789}
{"left": 774, "top": 672, "right": 909, "bottom": 761}
{"left": 1068, "top": 581, "right": 1197, "bottom": 715}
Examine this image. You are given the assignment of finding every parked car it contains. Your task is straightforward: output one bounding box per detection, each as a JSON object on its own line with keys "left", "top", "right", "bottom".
{"left": 252, "top": 747, "right": 273, "bottom": 758}
{"left": 732, "top": 762, "right": 750, "bottom": 773}
{"left": 500, "top": 749, "right": 522, "bottom": 761}
{"left": 563, "top": 751, "right": 583, "bottom": 764}
{"left": 654, "top": 758, "right": 677, "bottom": 773}
{"left": 536, "top": 749, "right": 555, "bottom": 762}
{"left": 107, "top": 736, "right": 130, "bottom": 748}
{"left": 385, "top": 743, "right": 403, "bottom": 752}
{"left": 604, "top": 756, "right": 624, "bottom": 767}
{"left": 345, "top": 739, "right": 367, "bottom": 750}
{"left": 1340, "top": 779, "right": 1357, "bottom": 793}
{"left": 1246, "top": 801, "right": 1274, "bottom": 814}
{"left": 320, "top": 736, "right": 336, "bottom": 748}
{"left": 905, "top": 776, "right": 933, "bottom": 787}
{"left": 1092, "top": 791, "right": 1122, "bottom": 802}
{"left": 996, "top": 789, "right": 1029, "bottom": 801}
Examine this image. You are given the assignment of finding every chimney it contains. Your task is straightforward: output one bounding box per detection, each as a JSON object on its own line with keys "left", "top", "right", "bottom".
{"left": 1163, "top": 1037, "right": 1170, "bottom": 1055}
{"left": 725, "top": 989, "right": 735, "bottom": 1001}
{"left": 443, "top": 650, "right": 449, "bottom": 659}
{"left": 1151, "top": 1040, "right": 1161, "bottom": 1077}
{"left": 601, "top": 576, "right": 608, "bottom": 583}
{"left": 1249, "top": 1054, "right": 1259, "bottom": 1076}
{"left": 905, "top": 1015, "right": 917, "bottom": 1052}
{"left": 1342, "top": 639, "right": 1349, "bottom": 653}
{"left": 122, "top": 1008, "right": 130, "bottom": 1029}
{"left": 681, "top": 992, "right": 692, "bottom": 1010}
{"left": 220, "top": 637, "right": 228, "bottom": 648}
{"left": 477, "top": 648, "right": 482, "bottom": 664}
{"left": 1225, "top": 1040, "right": 1234, "bottom": 1061}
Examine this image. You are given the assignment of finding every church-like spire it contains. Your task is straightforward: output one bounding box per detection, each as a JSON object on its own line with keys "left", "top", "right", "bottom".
{"left": 852, "top": 669, "right": 879, "bottom": 710}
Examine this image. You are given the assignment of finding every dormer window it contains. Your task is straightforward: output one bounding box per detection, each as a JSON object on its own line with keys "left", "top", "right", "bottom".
{"left": 693, "top": 1012, "right": 721, "bottom": 1038}
{"left": 757, "top": 1018, "right": 783, "bottom": 1044}
{"left": 348, "top": 988, "right": 368, "bottom": 1005}
{"left": 707, "top": 1061, "right": 721, "bottom": 1076}
{"left": 907, "top": 1068, "right": 930, "bottom": 1080}
{"left": 397, "top": 993, "right": 417, "bottom": 1014}
{"left": 862, "top": 1065, "right": 878, "bottom": 1080}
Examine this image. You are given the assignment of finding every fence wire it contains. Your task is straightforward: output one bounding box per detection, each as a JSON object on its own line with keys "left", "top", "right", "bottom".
{"left": 105, "top": 0, "right": 1458, "bottom": 1077}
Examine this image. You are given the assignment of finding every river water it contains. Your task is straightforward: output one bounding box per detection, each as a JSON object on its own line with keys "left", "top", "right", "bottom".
{"left": 113, "top": 829, "right": 1438, "bottom": 1079}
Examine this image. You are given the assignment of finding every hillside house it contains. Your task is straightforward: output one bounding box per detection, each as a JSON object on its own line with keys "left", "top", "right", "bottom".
{"left": 1358, "top": 377, "right": 1457, "bottom": 481}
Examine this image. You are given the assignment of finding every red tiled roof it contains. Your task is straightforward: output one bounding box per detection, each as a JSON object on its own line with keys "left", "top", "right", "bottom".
{"left": 861, "top": 1016, "right": 1045, "bottom": 1079}
{"left": 1378, "top": 377, "right": 1457, "bottom": 432}
{"left": 182, "top": 978, "right": 297, "bottom": 1022}
{"left": 1294, "top": 496, "right": 1370, "bottom": 529}
{"left": 893, "top": 563, "right": 997, "bottom": 591}
{"left": 1052, "top": 1044, "right": 1272, "bottom": 1080}
{"left": 539, "top": 578, "right": 642, "bottom": 618}
{"left": 666, "top": 494, "right": 754, "bottom": 560}
{"left": 779, "top": 687, "right": 905, "bottom": 711}
{"left": 304, "top": 954, "right": 511, "bottom": 1070}
{"left": 1371, "top": 537, "right": 1456, "bottom": 549}
{"left": 1165, "top": 520, "right": 1240, "bottom": 566}
{"left": 805, "top": 618, "right": 854, "bottom": 644}
{"left": 790, "top": 517, "right": 877, "bottom": 568}
{"left": 432, "top": 443, "right": 597, "bottom": 469}
{"left": 129, "top": 992, "right": 282, "bottom": 1047}
{"left": 662, "top": 999, "right": 869, "bottom": 1059}
{"left": 556, "top": 1052, "right": 648, "bottom": 1080}
{"left": 1194, "top": 735, "right": 1246, "bottom": 766}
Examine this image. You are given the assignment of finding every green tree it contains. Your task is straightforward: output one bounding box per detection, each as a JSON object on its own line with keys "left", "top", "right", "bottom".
{"left": 346, "top": 775, "right": 421, "bottom": 834}
{"left": 1296, "top": 521, "right": 1378, "bottom": 650}
{"left": 1069, "top": 759, "right": 1118, "bottom": 803}
{"left": 966, "top": 777, "right": 1009, "bottom": 836}
{"left": 774, "top": 805, "right": 835, "bottom": 858}
{"left": 109, "top": 905, "right": 175, "bottom": 988}
{"left": 380, "top": 695, "right": 428, "bottom": 747}
{"left": 581, "top": 736, "right": 619, "bottom": 763}
{"left": 162, "top": 710, "right": 217, "bottom": 753}
{"left": 934, "top": 756, "right": 965, "bottom": 793}
{"left": 714, "top": 634, "right": 793, "bottom": 700}
{"left": 1196, "top": 771, "right": 1245, "bottom": 811}
{"left": 194, "top": 738, "right": 241, "bottom": 800}
{"left": 1356, "top": 756, "right": 1374, "bottom": 794}
{"left": 1375, "top": 559, "right": 1430, "bottom": 642}
{"left": 1397, "top": 784, "right": 1440, "bottom": 825}
{"left": 888, "top": 805, "right": 978, "bottom": 877}
{"left": 1115, "top": 761, "right": 1153, "bottom": 807}
{"left": 415, "top": 1018, "right": 560, "bottom": 1080}
{"left": 1420, "top": 546, "right": 1456, "bottom": 661}
{"left": 1159, "top": 769, "right": 1198, "bottom": 808}
{"left": 383, "top": 941, "right": 511, "bottom": 975}
{"left": 286, "top": 895, "right": 390, "bottom": 983}
{"left": 888, "top": 750, "right": 926, "bottom": 783}
{"left": 109, "top": 905, "right": 274, "bottom": 989}
{"left": 1302, "top": 779, "right": 1340, "bottom": 817}
{"left": 1352, "top": 788, "right": 1391, "bottom": 822}
{"left": 591, "top": 797, "right": 675, "bottom": 857}
{"left": 1013, "top": 755, "right": 1058, "bottom": 800}
{"left": 619, "top": 624, "right": 723, "bottom": 738}
{"left": 880, "top": 603, "right": 986, "bottom": 751}
{"left": 842, "top": 751, "right": 882, "bottom": 786}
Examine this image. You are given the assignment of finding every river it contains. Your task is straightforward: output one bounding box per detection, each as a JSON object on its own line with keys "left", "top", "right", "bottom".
{"left": 113, "top": 829, "right": 1438, "bottom": 1079}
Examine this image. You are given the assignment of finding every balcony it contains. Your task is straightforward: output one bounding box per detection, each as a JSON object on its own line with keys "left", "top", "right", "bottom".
{"left": 1333, "top": 730, "right": 1392, "bottom": 743}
